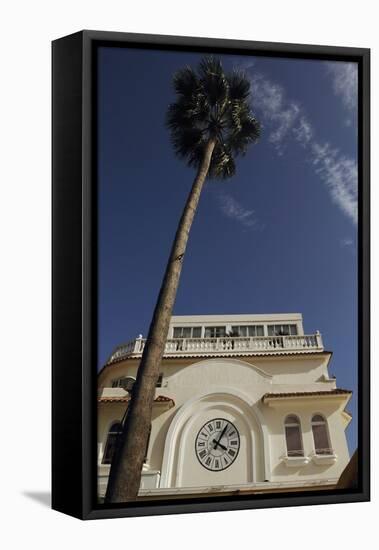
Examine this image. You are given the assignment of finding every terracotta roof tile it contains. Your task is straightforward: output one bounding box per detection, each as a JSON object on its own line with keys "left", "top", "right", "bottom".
{"left": 262, "top": 389, "right": 352, "bottom": 402}
{"left": 154, "top": 395, "right": 174, "bottom": 403}
{"left": 98, "top": 395, "right": 175, "bottom": 406}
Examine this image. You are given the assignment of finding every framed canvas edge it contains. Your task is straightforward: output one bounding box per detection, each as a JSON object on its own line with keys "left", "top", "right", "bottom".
{"left": 52, "top": 30, "right": 370, "bottom": 520}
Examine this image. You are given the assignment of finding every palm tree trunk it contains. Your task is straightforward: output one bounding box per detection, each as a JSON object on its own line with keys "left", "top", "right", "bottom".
{"left": 105, "top": 138, "right": 217, "bottom": 503}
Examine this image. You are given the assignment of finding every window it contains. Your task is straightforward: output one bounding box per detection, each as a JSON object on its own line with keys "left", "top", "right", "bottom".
{"left": 268, "top": 324, "right": 298, "bottom": 336}
{"left": 111, "top": 376, "right": 136, "bottom": 392}
{"left": 204, "top": 326, "right": 226, "bottom": 338}
{"left": 102, "top": 422, "right": 123, "bottom": 464}
{"left": 312, "top": 414, "right": 332, "bottom": 455}
{"left": 231, "top": 325, "right": 264, "bottom": 337}
{"left": 144, "top": 425, "right": 152, "bottom": 463}
{"left": 284, "top": 415, "right": 304, "bottom": 457}
{"left": 156, "top": 373, "right": 163, "bottom": 387}
{"left": 173, "top": 326, "right": 202, "bottom": 338}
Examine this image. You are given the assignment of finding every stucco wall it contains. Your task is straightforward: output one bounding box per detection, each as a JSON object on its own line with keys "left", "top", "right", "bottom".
{"left": 98, "top": 353, "right": 351, "bottom": 493}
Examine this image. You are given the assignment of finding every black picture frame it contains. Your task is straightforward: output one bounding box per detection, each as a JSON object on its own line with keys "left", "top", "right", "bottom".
{"left": 52, "top": 30, "right": 370, "bottom": 520}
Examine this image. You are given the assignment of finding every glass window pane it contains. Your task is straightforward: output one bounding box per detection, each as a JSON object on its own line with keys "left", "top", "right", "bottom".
{"left": 285, "top": 415, "right": 299, "bottom": 425}
{"left": 312, "top": 424, "right": 330, "bottom": 453}
{"left": 102, "top": 435, "right": 117, "bottom": 464}
{"left": 109, "top": 422, "right": 122, "bottom": 434}
{"left": 285, "top": 426, "right": 303, "bottom": 456}
{"left": 268, "top": 326, "right": 275, "bottom": 336}
{"left": 205, "top": 327, "right": 226, "bottom": 338}
{"left": 290, "top": 325, "right": 298, "bottom": 335}
{"left": 144, "top": 425, "right": 152, "bottom": 462}
{"left": 182, "top": 327, "right": 191, "bottom": 338}
{"left": 173, "top": 327, "right": 181, "bottom": 338}
{"left": 192, "top": 327, "right": 201, "bottom": 338}
{"left": 256, "top": 326, "right": 264, "bottom": 336}
{"left": 103, "top": 423, "right": 123, "bottom": 464}
{"left": 120, "top": 377, "right": 135, "bottom": 391}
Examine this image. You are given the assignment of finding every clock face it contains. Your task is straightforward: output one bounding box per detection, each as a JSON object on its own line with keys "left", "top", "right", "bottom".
{"left": 195, "top": 418, "right": 240, "bottom": 471}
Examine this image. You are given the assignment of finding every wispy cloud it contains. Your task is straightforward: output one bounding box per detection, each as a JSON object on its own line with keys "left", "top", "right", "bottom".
{"left": 311, "top": 143, "right": 358, "bottom": 224}
{"left": 237, "top": 59, "right": 256, "bottom": 71}
{"left": 249, "top": 75, "right": 302, "bottom": 154}
{"left": 217, "top": 192, "right": 257, "bottom": 229}
{"left": 247, "top": 71, "right": 358, "bottom": 225}
{"left": 340, "top": 237, "right": 354, "bottom": 248}
{"left": 325, "top": 62, "right": 358, "bottom": 113}
{"left": 293, "top": 116, "right": 313, "bottom": 146}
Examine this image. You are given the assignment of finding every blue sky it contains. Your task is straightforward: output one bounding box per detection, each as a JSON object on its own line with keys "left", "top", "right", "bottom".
{"left": 97, "top": 46, "right": 358, "bottom": 454}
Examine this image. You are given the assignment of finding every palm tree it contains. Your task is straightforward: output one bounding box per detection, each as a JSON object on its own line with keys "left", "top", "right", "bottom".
{"left": 105, "top": 57, "right": 261, "bottom": 503}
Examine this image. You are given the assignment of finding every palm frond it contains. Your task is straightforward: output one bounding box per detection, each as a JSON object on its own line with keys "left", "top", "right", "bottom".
{"left": 227, "top": 71, "right": 251, "bottom": 101}
{"left": 227, "top": 115, "right": 261, "bottom": 155}
{"left": 199, "top": 57, "right": 229, "bottom": 107}
{"left": 170, "top": 127, "right": 205, "bottom": 161}
{"left": 173, "top": 66, "right": 199, "bottom": 97}
{"left": 208, "top": 144, "right": 236, "bottom": 179}
{"left": 199, "top": 56, "right": 224, "bottom": 79}
{"left": 166, "top": 55, "right": 261, "bottom": 179}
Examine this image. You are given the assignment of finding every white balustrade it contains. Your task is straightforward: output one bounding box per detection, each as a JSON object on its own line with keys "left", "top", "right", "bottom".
{"left": 107, "top": 332, "right": 324, "bottom": 363}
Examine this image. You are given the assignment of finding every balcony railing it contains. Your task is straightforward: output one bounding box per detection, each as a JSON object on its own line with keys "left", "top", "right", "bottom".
{"left": 107, "top": 332, "right": 323, "bottom": 364}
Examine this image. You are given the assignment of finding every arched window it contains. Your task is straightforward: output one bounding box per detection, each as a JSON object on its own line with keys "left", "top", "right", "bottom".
{"left": 284, "top": 415, "right": 304, "bottom": 457}
{"left": 111, "top": 376, "right": 136, "bottom": 392}
{"left": 102, "top": 421, "right": 123, "bottom": 464}
{"left": 312, "top": 414, "right": 332, "bottom": 455}
{"left": 144, "top": 425, "right": 152, "bottom": 464}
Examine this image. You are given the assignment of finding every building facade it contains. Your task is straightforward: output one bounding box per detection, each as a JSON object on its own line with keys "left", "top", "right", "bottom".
{"left": 97, "top": 313, "right": 352, "bottom": 498}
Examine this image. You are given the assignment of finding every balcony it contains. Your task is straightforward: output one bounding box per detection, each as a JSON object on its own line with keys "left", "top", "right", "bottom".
{"left": 107, "top": 332, "right": 324, "bottom": 364}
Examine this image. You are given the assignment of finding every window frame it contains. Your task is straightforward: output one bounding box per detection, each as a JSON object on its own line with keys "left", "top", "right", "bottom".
{"left": 111, "top": 376, "right": 136, "bottom": 391}
{"left": 284, "top": 414, "right": 304, "bottom": 457}
{"left": 156, "top": 373, "right": 164, "bottom": 388}
{"left": 172, "top": 326, "right": 202, "bottom": 339}
{"left": 101, "top": 421, "right": 123, "bottom": 465}
{"left": 204, "top": 326, "right": 227, "bottom": 338}
{"left": 311, "top": 413, "right": 333, "bottom": 455}
{"left": 231, "top": 325, "right": 264, "bottom": 337}
{"left": 267, "top": 324, "right": 298, "bottom": 336}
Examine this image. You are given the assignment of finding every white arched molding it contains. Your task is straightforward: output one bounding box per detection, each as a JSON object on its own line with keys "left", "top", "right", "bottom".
{"left": 166, "top": 357, "right": 273, "bottom": 384}
{"left": 160, "top": 387, "right": 271, "bottom": 487}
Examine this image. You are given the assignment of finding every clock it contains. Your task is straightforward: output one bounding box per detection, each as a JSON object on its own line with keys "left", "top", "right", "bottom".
{"left": 195, "top": 418, "right": 240, "bottom": 471}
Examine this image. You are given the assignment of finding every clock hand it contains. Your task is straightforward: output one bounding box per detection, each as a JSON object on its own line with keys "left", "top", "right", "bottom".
{"left": 213, "top": 424, "right": 228, "bottom": 450}
{"left": 217, "top": 425, "right": 227, "bottom": 444}
{"left": 217, "top": 424, "right": 228, "bottom": 448}
{"left": 212, "top": 438, "right": 228, "bottom": 451}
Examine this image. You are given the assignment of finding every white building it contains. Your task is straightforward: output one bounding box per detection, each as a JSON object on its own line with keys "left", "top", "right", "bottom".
{"left": 97, "top": 313, "right": 352, "bottom": 498}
